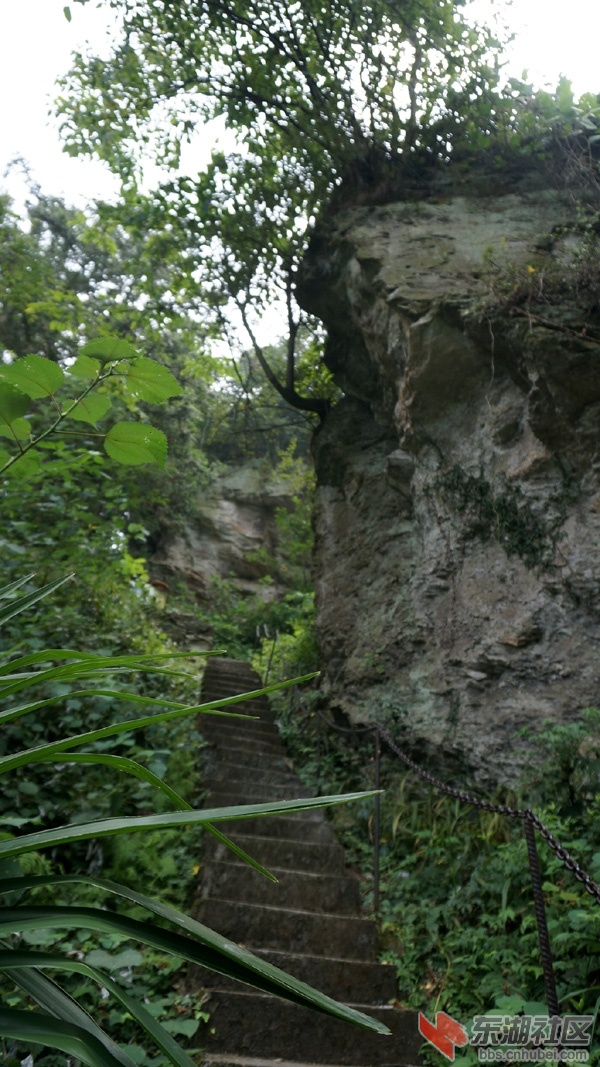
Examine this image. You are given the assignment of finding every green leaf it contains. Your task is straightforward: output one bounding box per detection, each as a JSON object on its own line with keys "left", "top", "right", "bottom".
{"left": 0, "top": 644, "right": 198, "bottom": 677}
{"left": 0, "top": 385, "right": 30, "bottom": 440}
{"left": 0, "top": 1009, "right": 136, "bottom": 1067}
{"left": 64, "top": 393, "right": 111, "bottom": 424}
{"left": 0, "top": 891, "right": 389, "bottom": 1032}
{"left": 162, "top": 1019, "right": 199, "bottom": 1038}
{"left": 0, "top": 945, "right": 137, "bottom": 1067}
{"left": 81, "top": 337, "right": 139, "bottom": 363}
{"left": 1, "top": 451, "right": 40, "bottom": 478}
{"left": 63, "top": 5, "right": 72, "bottom": 20}
{"left": 0, "top": 574, "right": 37, "bottom": 599}
{"left": 104, "top": 422, "right": 167, "bottom": 466}
{"left": 0, "top": 951, "right": 193, "bottom": 1067}
{"left": 69, "top": 355, "right": 102, "bottom": 379}
{"left": 0, "top": 793, "right": 381, "bottom": 857}
{"left": 31, "top": 755, "right": 274, "bottom": 876}
{"left": 35, "top": 752, "right": 192, "bottom": 810}
{"left": 0, "top": 573, "right": 74, "bottom": 628}
{"left": 0, "top": 354, "right": 64, "bottom": 398}
{"left": 0, "top": 671, "right": 318, "bottom": 749}
{"left": 84, "top": 948, "right": 143, "bottom": 969}
{"left": 122, "top": 358, "right": 184, "bottom": 403}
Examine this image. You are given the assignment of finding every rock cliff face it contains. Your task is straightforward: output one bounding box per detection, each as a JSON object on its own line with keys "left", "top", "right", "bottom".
{"left": 298, "top": 185, "right": 600, "bottom": 782}
{"left": 148, "top": 462, "right": 293, "bottom": 648}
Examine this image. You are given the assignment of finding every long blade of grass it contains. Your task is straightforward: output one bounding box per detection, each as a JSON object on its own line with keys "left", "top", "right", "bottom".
{"left": 0, "top": 573, "right": 75, "bottom": 627}
{"left": 0, "top": 672, "right": 320, "bottom": 772}
{"left": 34, "top": 753, "right": 191, "bottom": 808}
{"left": 0, "top": 949, "right": 196, "bottom": 1067}
{"left": 0, "top": 1008, "right": 137, "bottom": 1067}
{"left": 0, "top": 943, "right": 136, "bottom": 1067}
{"left": 0, "top": 647, "right": 198, "bottom": 674}
{"left": 0, "top": 904, "right": 389, "bottom": 1032}
{"left": 0, "top": 682, "right": 265, "bottom": 725}
{"left": 0, "top": 792, "right": 380, "bottom": 858}
{"left": 30, "top": 756, "right": 275, "bottom": 877}
{"left": 0, "top": 574, "right": 37, "bottom": 599}
{"left": 0, "top": 658, "right": 196, "bottom": 695}
{"left": 0, "top": 687, "right": 252, "bottom": 727}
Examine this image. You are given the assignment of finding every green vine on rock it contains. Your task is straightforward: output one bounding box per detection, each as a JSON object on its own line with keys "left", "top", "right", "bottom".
{"left": 439, "top": 466, "right": 553, "bottom": 568}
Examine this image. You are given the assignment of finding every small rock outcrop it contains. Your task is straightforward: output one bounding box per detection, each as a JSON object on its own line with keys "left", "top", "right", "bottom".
{"left": 297, "top": 179, "right": 600, "bottom": 782}
{"left": 147, "top": 461, "right": 295, "bottom": 648}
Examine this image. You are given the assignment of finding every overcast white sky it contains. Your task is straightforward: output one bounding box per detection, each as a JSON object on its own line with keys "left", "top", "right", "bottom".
{"left": 0, "top": 0, "right": 599, "bottom": 208}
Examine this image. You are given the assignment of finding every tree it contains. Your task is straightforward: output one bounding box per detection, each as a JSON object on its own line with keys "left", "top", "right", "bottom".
{"left": 57, "top": 0, "right": 501, "bottom": 410}
{"left": 0, "top": 185, "right": 217, "bottom": 366}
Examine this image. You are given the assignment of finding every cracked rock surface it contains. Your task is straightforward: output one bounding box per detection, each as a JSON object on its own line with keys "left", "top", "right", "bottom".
{"left": 298, "top": 185, "right": 600, "bottom": 783}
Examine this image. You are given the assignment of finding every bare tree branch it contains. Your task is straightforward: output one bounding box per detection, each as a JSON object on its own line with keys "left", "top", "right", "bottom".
{"left": 236, "top": 297, "right": 329, "bottom": 417}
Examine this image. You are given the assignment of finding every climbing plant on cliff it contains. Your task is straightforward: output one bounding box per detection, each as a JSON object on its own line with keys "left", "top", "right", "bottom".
{"left": 56, "top": 0, "right": 502, "bottom": 410}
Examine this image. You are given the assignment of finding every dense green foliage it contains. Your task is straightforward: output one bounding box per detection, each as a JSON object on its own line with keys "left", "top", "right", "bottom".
{"left": 0, "top": 198, "right": 361, "bottom": 1063}
{"left": 0, "top": 167, "right": 363, "bottom": 1067}
{"left": 3, "top": 1, "right": 600, "bottom": 1061}
{"left": 0, "top": 468, "right": 380, "bottom": 1067}
{"left": 277, "top": 705, "right": 600, "bottom": 1064}
{"left": 52, "top": 0, "right": 507, "bottom": 408}
{"left": 0, "top": 576, "right": 380, "bottom": 1065}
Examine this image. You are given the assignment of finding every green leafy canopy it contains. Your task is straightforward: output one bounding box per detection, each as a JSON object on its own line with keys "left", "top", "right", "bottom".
{"left": 55, "top": 0, "right": 504, "bottom": 412}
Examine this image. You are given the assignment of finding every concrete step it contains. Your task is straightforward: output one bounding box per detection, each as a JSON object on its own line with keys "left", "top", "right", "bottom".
{"left": 201, "top": 719, "right": 283, "bottom": 744}
{"left": 193, "top": 657, "right": 416, "bottom": 1067}
{"left": 204, "top": 781, "right": 314, "bottom": 802}
{"left": 203, "top": 765, "right": 300, "bottom": 790}
{"left": 196, "top": 900, "right": 379, "bottom": 959}
{"left": 201, "top": 1057, "right": 421, "bottom": 1067}
{"left": 209, "top": 815, "right": 335, "bottom": 841}
{"left": 201, "top": 684, "right": 271, "bottom": 700}
{"left": 202, "top": 833, "right": 346, "bottom": 874}
{"left": 208, "top": 742, "right": 288, "bottom": 768}
{"left": 201, "top": 1057, "right": 417, "bottom": 1067}
{"left": 199, "top": 860, "right": 362, "bottom": 914}
{"left": 198, "top": 990, "right": 421, "bottom": 1065}
{"left": 200, "top": 722, "right": 282, "bottom": 749}
{"left": 204, "top": 733, "right": 287, "bottom": 756}
{"left": 198, "top": 949, "right": 398, "bottom": 1002}
{"left": 203, "top": 750, "right": 295, "bottom": 776}
{"left": 203, "top": 658, "right": 258, "bottom": 677}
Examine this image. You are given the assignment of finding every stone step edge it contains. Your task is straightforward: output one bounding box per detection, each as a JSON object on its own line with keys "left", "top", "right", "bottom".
{"left": 211, "top": 860, "right": 358, "bottom": 884}
{"left": 201, "top": 897, "right": 375, "bottom": 924}
{"left": 206, "top": 832, "right": 342, "bottom": 849}
{"left": 203, "top": 991, "right": 413, "bottom": 1014}
{"left": 247, "top": 948, "right": 396, "bottom": 969}
{"left": 201, "top": 1057, "right": 420, "bottom": 1067}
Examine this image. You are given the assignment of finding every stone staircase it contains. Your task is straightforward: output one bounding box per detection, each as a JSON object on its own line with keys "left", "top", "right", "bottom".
{"left": 188, "top": 656, "right": 420, "bottom": 1067}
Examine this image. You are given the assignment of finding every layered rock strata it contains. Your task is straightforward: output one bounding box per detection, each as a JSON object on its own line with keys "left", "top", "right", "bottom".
{"left": 297, "top": 185, "right": 600, "bottom": 781}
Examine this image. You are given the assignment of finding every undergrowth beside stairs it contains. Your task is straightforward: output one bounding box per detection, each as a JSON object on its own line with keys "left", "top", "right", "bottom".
{"left": 0, "top": 645, "right": 209, "bottom": 1066}
{"left": 274, "top": 693, "right": 600, "bottom": 1066}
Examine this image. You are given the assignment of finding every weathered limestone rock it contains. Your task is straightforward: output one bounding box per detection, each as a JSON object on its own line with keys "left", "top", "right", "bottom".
{"left": 298, "top": 186, "right": 600, "bottom": 783}
{"left": 148, "top": 461, "right": 293, "bottom": 646}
